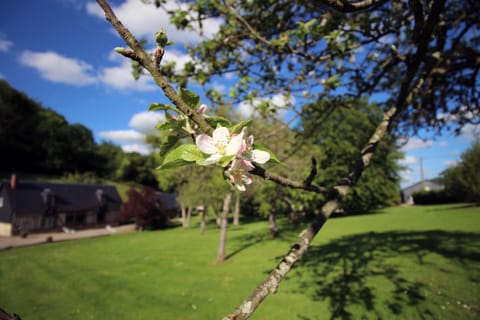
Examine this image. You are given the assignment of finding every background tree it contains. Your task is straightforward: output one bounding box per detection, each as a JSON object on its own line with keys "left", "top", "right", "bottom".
{"left": 116, "top": 152, "right": 158, "bottom": 186}
{"left": 442, "top": 140, "right": 480, "bottom": 203}
{"left": 0, "top": 80, "right": 124, "bottom": 177}
{"left": 96, "top": 0, "right": 479, "bottom": 318}
{"left": 301, "top": 99, "right": 402, "bottom": 213}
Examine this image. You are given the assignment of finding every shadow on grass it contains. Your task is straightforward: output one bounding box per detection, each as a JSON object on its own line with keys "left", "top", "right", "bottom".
{"left": 425, "top": 203, "right": 480, "bottom": 211}
{"left": 292, "top": 230, "right": 480, "bottom": 320}
{"left": 225, "top": 232, "right": 269, "bottom": 260}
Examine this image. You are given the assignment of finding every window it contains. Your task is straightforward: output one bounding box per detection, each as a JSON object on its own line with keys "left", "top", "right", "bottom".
{"left": 0, "top": 197, "right": 3, "bottom": 208}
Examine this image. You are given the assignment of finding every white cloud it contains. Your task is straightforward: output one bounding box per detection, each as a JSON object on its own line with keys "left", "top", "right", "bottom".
{"left": 86, "top": 0, "right": 222, "bottom": 45}
{"left": 98, "top": 58, "right": 156, "bottom": 91}
{"left": 399, "top": 137, "right": 433, "bottom": 151}
{"left": 163, "top": 49, "right": 193, "bottom": 72}
{"left": 98, "top": 110, "right": 166, "bottom": 154}
{"left": 19, "top": 51, "right": 96, "bottom": 86}
{"left": 444, "top": 160, "right": 458, "bottom": 167}
{"left": 16, "top": 48, "right": 157, "bottom": 91}
{"left": 437, "top": 141, "right": 448, "bottom": 147}
{"left": 121, "top": 143, "right": 151, "bottom": 155}
{"left": 98, "top": 129, "right": 145, "bottom": 144}
{"left": 398, "top": 155, "right": 418, "bottom": 165}
{"left": 460, "top": 123, "right": 480, "bottom": 141}
{"left": 128, "top": 111, "right": 165, "bottom": 134}
{"left": 237, "top": 100, "right": 255, "bottom": 118}
{"left": 236, "top": 93, "right": 294, "bottom": 119}
{"left": 0, "top": 39, "right": 13, "bottom": 52}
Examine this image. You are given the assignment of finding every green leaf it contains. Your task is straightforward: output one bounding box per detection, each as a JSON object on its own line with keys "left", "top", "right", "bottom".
{"left": 158, "top": 158, "right": 191, "bottom": 170}
{"left": 149, "top": 102, "right": 180, "bottom": 113}
{"left": 218, "top": 155, "right": 236, "bottom": 167}
{"left": 253, "top": 143, "right": 280, "bottom": 164}
{"left": 179, "top": 88, "right": 199, "bottom": 109}
{"left": 155, "top": 118, "right": 184, "bottom": 131}
{"left": 159, "top": 135, "right": 180, "bottom": 157}
{"left": 159, "top": 144, "right": 206, "bottom": 170}
{"left": 229, "top": 120, "right": 252, "bottom": 134}
{"left": 205, "top": 116, "right": 231, "bottom": 128}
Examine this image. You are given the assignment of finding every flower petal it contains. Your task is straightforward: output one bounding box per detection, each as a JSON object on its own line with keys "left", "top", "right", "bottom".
{"left": 196, "top": 134, "right": 216, "bottom": 154}
{"left": 251, "top": 149, "right": 270, "bottom": 164}
{"left": 212, "top": 126, "right": 230, "bottom": 145}
{"left": 241, "top": 173, "right": 253, "bottom": 185}
{"left": 241, "top": 159, "right": 255, "bottom": 171}
{"left": 226, "top": 131, "right": 244, "bottom": 156}
{"left": 235, "top": 183, "right": 246, "bottom": 192}
{"left": 200, "top": 154, "right": 222, "bottom": 165}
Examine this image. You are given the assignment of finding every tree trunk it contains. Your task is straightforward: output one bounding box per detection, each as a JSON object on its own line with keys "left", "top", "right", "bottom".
{"left": 268, "top": 206, "right": 278, "bottom": 239}
{"left": 200, "top": 207, "right": 206, "bottom": 235}
{"left": 233, "top": 191, "right": 240, "bottom": 225}
{"left": 289, "top": 203, "right": 303, "bottom": 224}
{"left": 180, "top": 203, "right": 187, "bottom": 229}
{"left": 186, "top": 206, "right": 192, "bottom": 228}
{"left": 216, "top": 188, "right": 233, "bottom": 264}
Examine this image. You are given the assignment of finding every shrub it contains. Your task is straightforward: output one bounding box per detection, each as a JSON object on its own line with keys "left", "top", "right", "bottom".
{"left": 120, "top": 187, "right": 168, "bottom": 230}
{"left": 412, "top": 189, "right": 458, "bottom": 205}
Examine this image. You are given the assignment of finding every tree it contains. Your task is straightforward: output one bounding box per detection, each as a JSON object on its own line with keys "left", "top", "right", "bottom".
{"left": 96, "top": 141, "right": 125, "bottom": 179}
{"left": 95, "top": 0, "right": 478, "bottom": 318}
{"left": 120, "top": 187, "right": 168, "bottom": 230}
{"left": 301, "top": 99, "right": 402, "bottom": 213}
{"left": 116, "top": 152, "right": 158, "bottom": 186}
{"left": 0, "top": 80, "right": 125, "bottom": 178}
{"left": 442, "top": 140, "right": 480, "bottom": 203}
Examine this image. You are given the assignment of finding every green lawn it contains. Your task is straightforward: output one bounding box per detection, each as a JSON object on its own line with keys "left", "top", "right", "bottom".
{"left": 1, "top": 204, "right": 479, "bottom": 319}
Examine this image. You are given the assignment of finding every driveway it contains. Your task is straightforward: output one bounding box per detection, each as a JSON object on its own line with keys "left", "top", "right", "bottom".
{"left": 0, "top": 224, "right": 136, "bottom": 250}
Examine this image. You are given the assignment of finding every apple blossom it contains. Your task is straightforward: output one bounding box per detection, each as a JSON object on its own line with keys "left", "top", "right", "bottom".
{"left": 243, "top": 133, "right": 270, "bottom": 165}
{"left": 227, "top": 159, "right": 254, "bottom": 191}
{"left": 195, "top": 126, "right": 244, "bottom": 165}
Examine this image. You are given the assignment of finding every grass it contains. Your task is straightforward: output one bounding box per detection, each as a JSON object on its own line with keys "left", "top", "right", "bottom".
{"left": 0, "top": 204, "right": 479, "bottom": 319}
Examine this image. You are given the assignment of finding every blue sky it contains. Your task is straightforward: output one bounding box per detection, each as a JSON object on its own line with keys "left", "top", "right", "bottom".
{"left": 0, "top": 0, "right": 477, "bottom": 187}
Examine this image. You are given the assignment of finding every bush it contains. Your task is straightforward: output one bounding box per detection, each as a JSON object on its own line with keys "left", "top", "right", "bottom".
{"left": 120, "top": 187, "right": 168, "bottom": 230}
{"left": 412, "top": 189, "right": 458, "bottom": 205}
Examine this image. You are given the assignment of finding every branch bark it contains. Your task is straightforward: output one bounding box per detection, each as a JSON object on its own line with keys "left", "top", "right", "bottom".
{"left": 224, "top": 105, "right": 398, "bottom": 320}
{"left": 95, "top": 0, "right": 330, "bottom": 196}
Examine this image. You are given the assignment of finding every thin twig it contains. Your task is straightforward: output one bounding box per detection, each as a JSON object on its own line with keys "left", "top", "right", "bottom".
{"left": 95, "top": 0, "right": 331, "bottom": 196}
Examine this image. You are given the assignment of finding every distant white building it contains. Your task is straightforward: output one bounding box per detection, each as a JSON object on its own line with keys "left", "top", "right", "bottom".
{"left": 401, "top": 180, "right": 444, "bottom": 204}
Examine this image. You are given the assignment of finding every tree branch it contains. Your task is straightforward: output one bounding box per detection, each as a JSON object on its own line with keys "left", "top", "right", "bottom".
{"left": 251, "top": 165, "right": 328, "bottom": 194}
{"left": 96, "top": 0, "right": 214, "bottom": 136}
{"left": 96, "top": 0, "right": 331, "bottom": 196}
{"left": 224, "top": 105, "right": 398, "bottom": 320}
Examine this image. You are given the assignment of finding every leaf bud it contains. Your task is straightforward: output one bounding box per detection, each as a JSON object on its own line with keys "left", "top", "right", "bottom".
{"left": 155, "top": 29, "right": 168, "bottom": 47}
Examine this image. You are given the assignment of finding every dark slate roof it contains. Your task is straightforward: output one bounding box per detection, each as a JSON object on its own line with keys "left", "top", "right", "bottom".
{"left": 0, "top": 179, "right": 123, "bottom": 216}
{"left": 155, "top": 192, "right": 180, "bottom": 211}
{"left": 401, "top": 179, "right": 444, "bottom": 193}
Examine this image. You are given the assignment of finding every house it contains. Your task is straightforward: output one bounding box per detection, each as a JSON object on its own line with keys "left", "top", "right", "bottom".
{"left": 155, "top": 192, "right": 181, "bottom": 218}
{"left": 401, "top": 179, "right": 444, "bottom": 204}
{"left": 0, "top": 175, "right": 123, "bottom": 236}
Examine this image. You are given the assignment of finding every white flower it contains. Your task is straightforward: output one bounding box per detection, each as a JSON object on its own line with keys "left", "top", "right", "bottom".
{"left": 242, "top": 134, "right": 270, "bottom": 165}
{"left": 227, "top": 159, "right": 254, "bottom": 191}
{"left": 196, "top": 126, "right": 244, "bottom": 165}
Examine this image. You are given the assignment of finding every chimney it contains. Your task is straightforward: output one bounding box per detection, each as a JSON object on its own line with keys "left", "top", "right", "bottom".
{"left": 10, "top": 173, "right": 17, "bottom": 190}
